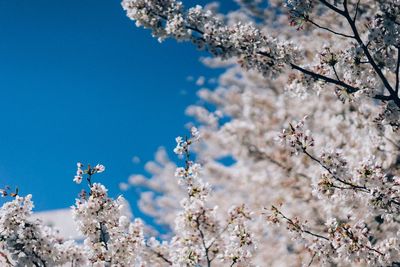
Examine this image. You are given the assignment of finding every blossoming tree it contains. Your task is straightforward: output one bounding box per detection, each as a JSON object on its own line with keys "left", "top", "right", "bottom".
{"left": 1, "top": 0, "right": 400, "bottom": 266}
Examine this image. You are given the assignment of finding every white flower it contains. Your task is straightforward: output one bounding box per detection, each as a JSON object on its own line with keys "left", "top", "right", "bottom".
{"left": 176, "top": 136, "right": 183, "bottom": 143}
{"left": 73, "top": 175, "right": 83, "bottom": 184}
{"left": 95, "top": 164, "right": 105, "bottom": 173}
{"left": 173, "top": 145, "right": 184, "bottom": 155}
{"left": 175, "top": 167, "right": 186, "bottom": 178}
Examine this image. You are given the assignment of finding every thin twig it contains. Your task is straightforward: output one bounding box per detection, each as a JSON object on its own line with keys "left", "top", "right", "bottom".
{"left": 289, "top": 63, "right": 358, "bottom": 93}
{"left": 145, "top": 244, "right": 172, "bottom": 265}
{"left": 0, "top": 251, "right": 13, "bottom": 267}
{"left": 384, "top": 136, "right": 400, "bottom": 150}
{"left": 318, "top": 0, "right": 345, "bottom": 15}
{"left": 353, "top": 0, "right": 361, "bottom": 22}
{"left": 332, "top": 65, "right": 341, "bottom": 81}
{"left": 273, "top": 206, "right": 329, "bottom": 241}
{"left": 302, "top": 149, "right": 368, "bottom": 191}
{"left": 196, "top": 216, "right": 212, "bottom": 267}
{"left": 318, "top": 0, "right": 400, "bottom": 107}
{"left": 306, "top": 18, "right": 354, "bottom": 39}
{"left": 307, "top": 252, "right": 317, "bottom": 267}
{"left": 342, "top": 1, "right": 400, "bottom": 106}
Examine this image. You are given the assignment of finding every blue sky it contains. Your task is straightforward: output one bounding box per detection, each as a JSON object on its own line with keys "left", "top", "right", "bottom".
{"left": 0, "top": 0, "right": 237, "bottom": 212}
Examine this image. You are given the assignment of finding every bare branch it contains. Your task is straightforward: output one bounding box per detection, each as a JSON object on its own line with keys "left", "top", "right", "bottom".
{"left": 306, "top": 18, "right": 354, "bottom": 39}
{"left": 332, "top": 65, "right": 341, "bottom": 81}
{"left": 318, "top": 0, "right": 346, "bottom": 15}
{"left": 353, "top": 0, "right": 361, "bottom": 22}
{"left": 307, "top": 253, "right": 317, "bottom": 267}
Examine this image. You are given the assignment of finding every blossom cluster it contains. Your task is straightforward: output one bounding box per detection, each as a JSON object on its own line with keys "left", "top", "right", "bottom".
{"left": 122, "top": 0, "right": 300, "bottom": 77}
{"left": 171, "top": 128, "right": 255, "bottom": 266}
{"left": 118, "top": 0, "right": 400, "bottom": 264}
{"left": 74, "top": 162, "right": 105, "bottom": 185}
{"left": 285, "top": 0, "right": 313, "bottom": 29}
{"left": 73, "top": 183, "right": 145, "bottom": 266}
{"left": 278, "top": 116, "right": 314, "bottom": 155}
{"left": 0, "top": 195, "right": 85, "bottom": 266}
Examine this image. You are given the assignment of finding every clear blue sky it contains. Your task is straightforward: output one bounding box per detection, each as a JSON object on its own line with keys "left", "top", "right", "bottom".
{"left": 0, "top": 0, "right": 237, "bottom": 212}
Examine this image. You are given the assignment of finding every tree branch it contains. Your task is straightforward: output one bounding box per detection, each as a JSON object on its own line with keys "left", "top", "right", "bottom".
{"left": 145, "top": 244, "right": 172, "bottom": 265}
{"left": 318, "top": 0, "right": 345, "bottom": 15}
{"left": 195, "top": 216, "right": 212, "bottom": 267}
{"left": 342, "top": 1, "right": 400, "bottom": 106}
{"left": 332, "top": 65, "right": 341, "bottom": 81}
{"left": 353, "top": 0, "right": 361, "bottom": 22}
{"left": 306, "top": 18, "right": 354, "bottom": 39}
{"left": 302, "top": 149, "right": 368, "bottom": 191}
{"left": 307, "top": 253, "right": 317, "bottom": 267}
{"left": 317, "top": 0, "right": 400, "bottom": 107}
{"left": 272, "top": 206, "right": 329, "bottom": 241}
{"left": 289, "top": 63, "right": 358, "bottom": 93}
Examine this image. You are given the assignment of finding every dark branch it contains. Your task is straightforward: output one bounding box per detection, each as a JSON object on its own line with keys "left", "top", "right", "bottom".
{"left": 307, "top": 253, "right": 317, "bottom": 267}
{"left": 195, "top": 216, "right": 212, "bottom": 267}
{"left": 289, "top": 63, "right": 358, "bottom": 94}
{"left": 306, "top": 18, "right": 354, "bottom": 39}
{"left": 342, "top": 1, "right": 400, "bottom": 107}
{"left": 374, "top": 94, "right": 393, "bottom": 101}
{"left": 273, "top": 206, "right": 329, "bottom": 241}
{"left": 318, "top": 0, "right": 345, "bottom": 15}
{"left": 302, "top": 149, "right": 368, "bottom": 191}
{"left": 145, "top": 244, "right": 172, "bottom": 265}
{"left": 353, "top": 0, "right": 361, "bottom": 22}
{"left": 318, "top": 0, "right": 400, "bottom": 107}
{"left": 332, "top": 65, "right": 341, "bottom": 81}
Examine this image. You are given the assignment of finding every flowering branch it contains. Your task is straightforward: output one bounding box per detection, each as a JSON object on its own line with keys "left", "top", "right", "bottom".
{"left": 317, "top": 0, "right": 400, "bottom": 106}
{"left": 268, "top": 205, "right": 329, "bottom": 241}
{"left": 267, "top": 206, "right": 386, "bottom": 262}
{"left": 302, "top": 148, "right": 367, "bottom": 191}
{"left": 305, "top": 17, "right": 354, "bottom": 39}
